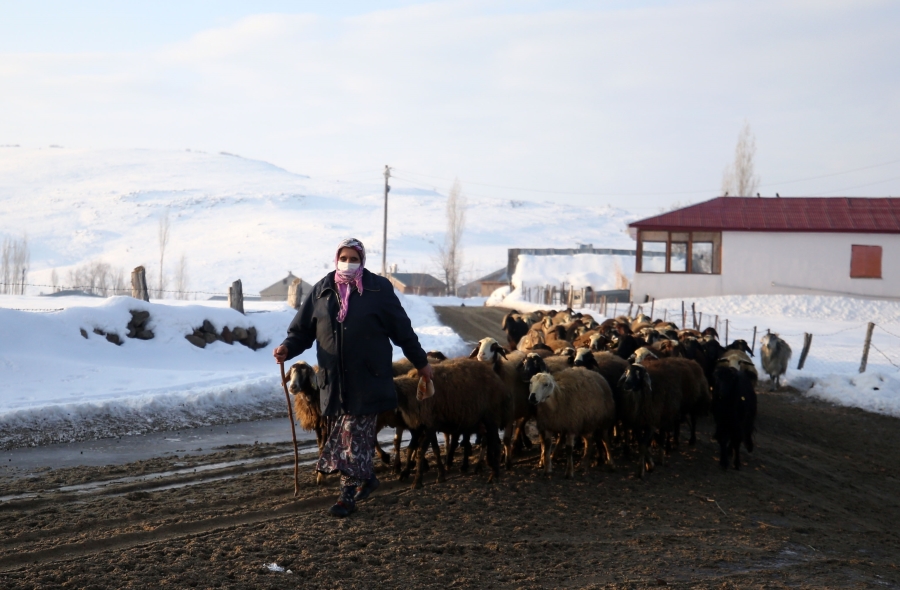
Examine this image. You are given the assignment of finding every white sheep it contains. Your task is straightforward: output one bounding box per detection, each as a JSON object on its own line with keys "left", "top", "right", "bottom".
{"left": 528, "top": 368, "right": 616, "bottom": 478}
{"left": 760, "top": 333, "right": 792, "bottom": 390}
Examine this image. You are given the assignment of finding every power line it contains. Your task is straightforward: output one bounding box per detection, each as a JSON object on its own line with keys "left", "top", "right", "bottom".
{"left": 394, "top": 156, "right": 900, "bottom": 199}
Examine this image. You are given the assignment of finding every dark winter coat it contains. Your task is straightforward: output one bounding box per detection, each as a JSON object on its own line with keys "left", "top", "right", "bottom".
{"left": 281, "top": 269, "right": 428, "bottom": 417}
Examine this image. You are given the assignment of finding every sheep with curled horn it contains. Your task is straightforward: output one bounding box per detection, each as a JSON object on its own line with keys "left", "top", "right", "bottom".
{"left": 760, "top": 333, "right": 792, "bottom": 391}
{"left": 528, "top": 368, "right": 616, "bottom": 478}
{"left": 287, "top": 362, "right": 400, "bottom": 481}
{"left": 394, "top": 358, "right": 511, "bottom": 489}
{"left": 470, "top": 337, "right": 532, "bottom": 465}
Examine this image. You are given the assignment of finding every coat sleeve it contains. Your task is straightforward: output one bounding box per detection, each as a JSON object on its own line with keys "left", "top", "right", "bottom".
{"left": 280, "top": 288, "right": 317, "bottom": 360}
{"left": 382, "top": 285, "right": 428, "bottom": 369}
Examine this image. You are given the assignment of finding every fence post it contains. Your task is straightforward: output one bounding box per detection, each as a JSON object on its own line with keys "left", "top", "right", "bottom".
{"left": 715, "top": 314, "right": 719, "bottom": 334}
{"left": 751, "top": 326, "right": 757, "bottom": 353}
{"left": 627, "top": 302, "right": 634, "bottom": 318}
{"left": 229, "top": 279, "right": 245, "bottom": 314}
{"left": 859, "top": 322, "right": 875, "bottom": 373}
{"left": 650, "top": 298, "right": 655, "bottom": 319}
{"left": 681, "top": 301, "right": 686, "bottom": 329}
{"left": 663, "top": 308, "right": 667, "bottom": 322}
{"left": 797, "top": 333, "right": 813, "bottom": 370}
{"left": 287, "top": 278, "right": 303, "bottom": 309}
{"left": 725, "top": 319, "right": 729, "bottom": 343}
{"left": 691, "top": 303, "right": 697, "bottom": 330}
{"left": 131, "top": 266, "right": 150, "bottom": 302}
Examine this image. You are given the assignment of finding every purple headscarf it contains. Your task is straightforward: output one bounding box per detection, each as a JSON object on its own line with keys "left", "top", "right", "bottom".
{"left": 334, "top": 238, "right": 365, "bottom": 323}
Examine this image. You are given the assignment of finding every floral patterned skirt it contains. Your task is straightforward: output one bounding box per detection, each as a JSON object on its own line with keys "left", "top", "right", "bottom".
{"left": 316, "top": 413, "right": 378, "bottom": 486}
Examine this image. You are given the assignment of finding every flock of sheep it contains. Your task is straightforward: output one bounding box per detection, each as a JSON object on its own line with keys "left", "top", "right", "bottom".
{"left": 286, "top": 307, "right": 793, "bottom": 489}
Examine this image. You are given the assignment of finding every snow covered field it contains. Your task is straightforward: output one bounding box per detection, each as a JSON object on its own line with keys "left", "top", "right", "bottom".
{"left": 0, "top": 292, "right": 467, "bottom": 449}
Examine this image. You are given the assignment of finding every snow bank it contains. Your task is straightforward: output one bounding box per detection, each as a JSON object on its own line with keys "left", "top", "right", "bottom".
{"left": 0, "top": 291, "right": 466, "bottom": 449}
{"left": 510, "top": 253, "right": 634, "bottom": 292}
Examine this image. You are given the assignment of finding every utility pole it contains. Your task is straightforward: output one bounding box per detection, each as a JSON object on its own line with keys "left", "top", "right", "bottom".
{"left": 381, "top": 165, "right": 391, "bottom": 276}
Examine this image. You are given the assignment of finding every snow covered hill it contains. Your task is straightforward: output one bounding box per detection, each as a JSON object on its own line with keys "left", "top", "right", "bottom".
{"left": 0, "top": 147, "right": 637, "bottom": 297}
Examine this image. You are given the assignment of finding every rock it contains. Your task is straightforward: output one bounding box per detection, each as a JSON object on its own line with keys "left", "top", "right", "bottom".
{"left": 80, "top": 328, "right": 88, "bottom": 339}
{"left": 127, "top": 328, "right": 138, "bottom": 338}
{"left": 203, "top": 332, "right": 217, "bottom": 344}
{"left": 129, "top": 310, "right": 150, "bottom": 324}
{"left": 243, "top": 327, "right": 258, "bottom": 349}
{"left": 201, "top": 320, "right": 216, "bottom": 335}
{"left": 232, "top": 327, "right": 248, "bottom": 340}
{"left": 136, "top": 330, "right": 154, "bottom": 340}
{"left": 185, "top": 334, "right": 206, "bottom": 348}
{"left": 93, "top": 328, "right": 106, "bottom": 336}
{"left": 221, "top": 326, "right": 234, "bottom": 345}
{"left": 105, "top": 333, "right": 122, "bottom": 346}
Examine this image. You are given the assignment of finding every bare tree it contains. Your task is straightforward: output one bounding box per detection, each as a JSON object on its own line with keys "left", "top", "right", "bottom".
{"left": 158, "top": 210, "right": 171, "bottom": 298}
{"left": 174, "top": 253, "right": 189, "bottom": 300}
{"left": 436, "top": 179, "right": 467, "bottom": 296}
{"left": 66, "top": 260, "right": 128, "bottom": 296}
{"left": 721, "top": 121, "right": 760, "bottom": 197}
{"left": 50, "top": 268, "right": 59, "bottom": 292}
{"left": 1, "top": 235, "right": 30, "bottom": 295}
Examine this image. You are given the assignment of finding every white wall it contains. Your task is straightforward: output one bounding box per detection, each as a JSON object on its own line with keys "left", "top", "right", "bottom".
{"left": 631, "top": 231, "right": 900, "bottom": 301}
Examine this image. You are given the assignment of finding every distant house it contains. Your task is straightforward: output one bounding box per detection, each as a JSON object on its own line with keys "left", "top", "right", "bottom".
{"left": 459, "top": 267, "right": 509, "bottom": 298}
{"left": 259, "top": 272, "right": 314, "bottom": 302}
{"left": 388, "top": 273, "right": 447, "bottom": 296}
{"left": 629, "top": 196, "right": 900, "bottom": 301}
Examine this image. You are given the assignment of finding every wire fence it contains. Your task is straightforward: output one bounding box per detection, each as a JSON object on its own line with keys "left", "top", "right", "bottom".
{"left": 635, "top": 301, "right": 900, "bottom": 377}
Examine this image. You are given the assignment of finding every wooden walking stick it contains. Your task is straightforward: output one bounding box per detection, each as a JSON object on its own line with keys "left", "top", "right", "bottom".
{"left": 279, "top": 361, "right": 301, "bottom": 497}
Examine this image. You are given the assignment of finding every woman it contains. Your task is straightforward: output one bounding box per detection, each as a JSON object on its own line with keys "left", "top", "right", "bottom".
{"left": 273, "top": 238, "right": 433, "bottom": 517}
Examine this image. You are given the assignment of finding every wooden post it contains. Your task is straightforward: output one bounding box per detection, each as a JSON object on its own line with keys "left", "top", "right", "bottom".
{"left": 698, "top": 312, "right": 703, "bottom": 330}
{"left": 715, "top": 314, "right": 719, "bottom": 334}
{"left": 797, "top": 333, "right": 813, "bottom": 370}
{"left": 287, "top": 278, "right": 303, "bottom": 309}
{"left": 627, "top": 302, "right": 634, "bottom": 318}
{"left": 663, "top": 308, "right": 667, "bottom": 322}
{"left": 613, "top": 300, "right": 618, "bottom": 317}
{"left": 131, "top": 266, "right": 149, "bottom": 302}
{"left": 859, "top": 322, "right": 875, "bottom": 373}
{"left": 725, "top": 319, "right": 729, "bottom": 343}
{"left": 681, "top": 301, "right": 686, "bottom": 329}
{"left": 229, "top": 279, "right": 245, "bottom": 314}
{"left": 751, "top": 326, "right": 757, "bottom": 353}
{"left": 650, "top": 298, "right": 655, "bottom": 319}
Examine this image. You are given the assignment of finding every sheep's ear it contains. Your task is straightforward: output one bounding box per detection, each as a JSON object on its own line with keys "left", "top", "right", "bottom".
{"left": 627, "top": 353, "right": 636, "bottom": 362}
{"left": 468, "top": 346, "right": 479, "bottom": 359}
{"left": 498, "top": 346, "right": 509, "bottom": 360}
{"left": 642, "top": 369, "right": 652, "bottom": 392}
{"left": 304, "top": 366, "right": 318, "bottom": 390}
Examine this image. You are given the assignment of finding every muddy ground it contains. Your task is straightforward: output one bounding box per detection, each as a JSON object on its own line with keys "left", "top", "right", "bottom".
{"left": 0, "top": 384, "right": 898, "bottom": 589}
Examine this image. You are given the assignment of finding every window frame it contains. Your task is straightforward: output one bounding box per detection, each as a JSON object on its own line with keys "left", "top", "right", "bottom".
{"left": 636, "top": 230, "right": 722, "bottom": 274}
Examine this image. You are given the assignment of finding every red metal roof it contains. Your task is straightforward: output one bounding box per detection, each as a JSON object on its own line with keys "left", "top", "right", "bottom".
{"left": 629, "top": 197, "right": 900, "bottom": 233}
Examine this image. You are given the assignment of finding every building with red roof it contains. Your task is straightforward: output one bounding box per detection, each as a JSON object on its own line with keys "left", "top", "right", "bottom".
{"left": 628, "top": 196, "right": 900, "bottom": 301}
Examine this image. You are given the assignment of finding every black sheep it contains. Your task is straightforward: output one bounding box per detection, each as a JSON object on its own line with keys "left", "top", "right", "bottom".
{"left": 711, "top": 365, "right": 757, "bottom": 470}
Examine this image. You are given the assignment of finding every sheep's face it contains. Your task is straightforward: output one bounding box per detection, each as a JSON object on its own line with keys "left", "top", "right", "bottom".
{"left": 520, "top": 353, "right": 548, "bottom": 382}
{"left": 471, "top": 337, "right": 506, "bottom": 362}
{"left": 589, "top": 333, "right": 602, "bottom": 350}
{"left": 573, "top": 348, "right": 597, "bottom": 370}
{"left": 619, "top": 364, "right": 652, "bottom": 394}
{"left": 728, "top": 339, "right": 753, "bottom": 356}
{"left": 629, "top": 347, "right": 658, "bottom": 365}
{"left": 528, "top": 373, "right": 556, "bottom": 405}
{"left": 287, "top": 362, "right": 318, "bottom": 404}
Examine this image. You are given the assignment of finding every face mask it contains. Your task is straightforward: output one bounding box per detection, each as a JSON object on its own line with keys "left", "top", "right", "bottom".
{"left": 337, "top": 261, "right": 360, "bottom": 272}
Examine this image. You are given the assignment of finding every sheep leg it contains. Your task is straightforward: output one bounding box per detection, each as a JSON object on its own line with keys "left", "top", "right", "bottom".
{"left": 732, "top": 432, "right": 742, "bottom": 470}
{"left": 463, "top": 435, "right": 475, "bottom": 473}
{"left": 688, "top": 413, "right": 698, "bottom": 446}
{"left": 543, "top": 431, "right": 554, "bottom": 476}
{"left": 429, "top": 430, "right": 447, "bottom": 483}
{"left": 599, "top": 428, "right": 615, "bottom": 471}
{"left": 392, "top": 426, "right": 404, "bottom": 475}
{"left": 375, "top": 440, "right": 391, "bottom": 466}
{"left": 718, "top": 435, "right": 730, "bottom": 470}
{"left": 580, "top": 434, "right": 597, "bottom": 471}
{"left": 483, "top": 420, "right": 501, "bottom": 483}
{"left": 445, "top": 432, "right": 459, "bottom": 470}
{"left": 412, "top": 433, "right": 427, "bottom": 489}
{"left": 551, "top": 433, "right": 565, "bottom": 461}
{"left": 400, "top": 429, "right": 422, "bottom": 481}
{"left": 502, "top": 421, "right": 516, "bottom": 469}
{"left": 565, "top": 434, "right": 576, "bottom": 479}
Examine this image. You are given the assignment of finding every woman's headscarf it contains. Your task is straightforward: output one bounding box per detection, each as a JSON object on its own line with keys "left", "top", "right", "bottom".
{"left": 333, "top": 238, "right": 365, "bottom": 323}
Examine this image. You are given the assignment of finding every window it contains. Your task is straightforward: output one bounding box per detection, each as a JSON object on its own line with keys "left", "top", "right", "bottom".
{"left": 851, "top": 245, "right": 882, "bottom": 279}
{"left": 670, "top": 242, "right": 687, "bottom": 272}
{"left": 692, "top": 242, "right": 714, "bottom": 274}
{"left": 637, "top": 230, "right": 721, "bottom": 274}
{"left": 641, "top": 241, "right": 667, "bottom": 272}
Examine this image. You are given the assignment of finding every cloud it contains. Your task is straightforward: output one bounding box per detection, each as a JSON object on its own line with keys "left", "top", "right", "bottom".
{"left": 0, "top": 0, "right": 898, "bottom": 207}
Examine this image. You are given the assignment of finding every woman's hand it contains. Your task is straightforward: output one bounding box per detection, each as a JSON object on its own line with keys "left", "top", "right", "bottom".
{"left": 417, "top": 363, "right": 434, "bottom": 382}
{"left": 273, "top": 345, "right": 289, "bottom": 364}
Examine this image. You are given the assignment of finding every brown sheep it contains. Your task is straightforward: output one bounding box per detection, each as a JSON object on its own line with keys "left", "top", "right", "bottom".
{"left": 395, "top": 358, "right": 511, "bottom": 489}
{"left": 638, "top": 356, "right": 711, "bottom": 447}
{"left": 528, "top": 368, "right": 616, "bottom": 478}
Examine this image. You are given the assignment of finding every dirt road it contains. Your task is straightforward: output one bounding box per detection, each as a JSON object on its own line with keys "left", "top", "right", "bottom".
{"left": 1, "top": 382, "right": 898, "bottom": 589}
{"left": 433, "top": 305, "right": 510, "bottom": 347}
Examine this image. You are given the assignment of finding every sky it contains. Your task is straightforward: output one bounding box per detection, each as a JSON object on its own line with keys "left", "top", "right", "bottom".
{"left": 1, "top": 0, "right": 899, "bottom": 210}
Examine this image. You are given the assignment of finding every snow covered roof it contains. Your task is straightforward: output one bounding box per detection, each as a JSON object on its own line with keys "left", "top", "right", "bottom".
{"left": 389, "top": 273, "right": 446, "bottom": 289}
{"left": 630, "top": 197, "right": 900, "bottom": 234}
